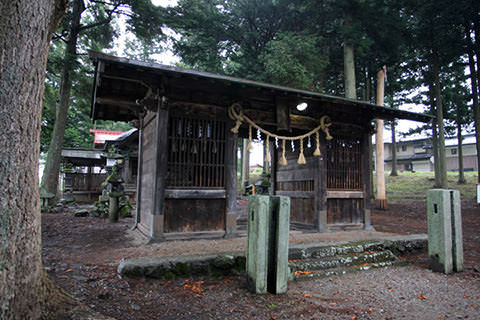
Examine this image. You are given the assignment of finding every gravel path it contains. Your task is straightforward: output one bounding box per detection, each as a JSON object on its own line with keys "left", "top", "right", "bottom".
{"left": 41, "top": 201, "right": 480, "bottom": 319}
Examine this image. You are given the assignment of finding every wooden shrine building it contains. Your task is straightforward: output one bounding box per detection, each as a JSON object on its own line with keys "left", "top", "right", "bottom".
{"left": 89, "top": 51, "right": 433, "bottom": 240}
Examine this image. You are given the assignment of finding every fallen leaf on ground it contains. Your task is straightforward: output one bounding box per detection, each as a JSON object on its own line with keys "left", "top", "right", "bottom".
{"left": 418, "top": 295, "right": 427, "bottom": 300}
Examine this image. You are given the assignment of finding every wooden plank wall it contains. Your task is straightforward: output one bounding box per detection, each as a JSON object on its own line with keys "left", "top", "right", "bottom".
{"left": 164, "top": 199, "right": 225, "bottom": 232}
{"left": 327, "top": 198, "right": 364, "bottom": 224}
{"left": 65, "top": 172, "right": 107, "bottom": 192}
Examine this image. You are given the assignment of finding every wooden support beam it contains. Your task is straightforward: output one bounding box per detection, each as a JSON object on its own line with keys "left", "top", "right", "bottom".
{"left": 315, "top": 134, "right": 328, "bottom": 232}
{"left": 326, "top": 191, "right": 365, "bottom": 199}
{"left": 224, "top": 119, "right": 237, "bottom": 237}
{"left": 164, "top": 189, "right": 226, "bottom": 199}
{"left": 275, "top": 97, "right": 290, "bottom": 131}
{"left": 151, "top": 97, "right": 169, "bottom": 238}
{"left": 134, "top": 115, "right": 144, "bottom": 226}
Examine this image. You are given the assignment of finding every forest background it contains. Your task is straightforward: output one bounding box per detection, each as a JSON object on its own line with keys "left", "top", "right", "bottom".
{"left": 40, "top": 0, "right": 480, "bottom": 195}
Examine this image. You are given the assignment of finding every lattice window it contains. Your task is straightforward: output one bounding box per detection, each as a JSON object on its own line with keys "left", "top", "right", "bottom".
{"left": 326, "top": 137, "right": 362, "bottom": 190}
{"left": 276, "top": 180, "right": 314, "bottom": 192}
{"left": 167, "top": 115, "right": 225, "bottom": 188}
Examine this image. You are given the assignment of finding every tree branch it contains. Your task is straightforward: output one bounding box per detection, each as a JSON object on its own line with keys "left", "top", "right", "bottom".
{"left": 78, "top": 2, "right": 125, "bottom": 32}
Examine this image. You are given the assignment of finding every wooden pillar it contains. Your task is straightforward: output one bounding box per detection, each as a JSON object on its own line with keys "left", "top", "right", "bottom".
{"left": 242, "top": 138, "right": 250, "bottom": 185}
{"left": 151, "top": 97, "right": 169, "bottom": 239}
{"left": 268, "top": 139, "right": 275, "bottom": 195}
{"left": 315, "top": 135, "right": 328, "bottom": 232}
{"left": 362, "top": 131, "right": 374, "bottom": 230}
{"left": 375, "top": 68, "right": 388, "bottom": 209}
{"left": 134, "top": 115, "right": 144, "bottom": 226}
{"left": 87, "top": 166, "right": 93, "bottom": 200}
{"left": 225, "top": 119, "right": 237, "bottom": 237}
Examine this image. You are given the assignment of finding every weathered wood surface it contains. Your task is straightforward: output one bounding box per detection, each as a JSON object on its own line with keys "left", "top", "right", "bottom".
{"left": 275, "top": 191, "right": 314, "bottom": 198}
{"left": 225, "top": 119, "right": 237, "bottom": 214}
{"left": 327, "top": 198, "right": 364, "bottom": 224}
{"left": 164, "top": 189, "right": 226, "bottom": 199}
{"left": 64, "top": 172, "right": 107, "bottom": 192}
{"left": 139, "top": 114, "right": 156, "bottom": 220}
{"left": 153, "top": 102, "right": 169, "bottom": 220}
{"left": 164, "top": 199, "right": 225, "bottom": 232}
{"left": 275, "top": 149, "right": 316, "bottom": 226}
{"left": 135, "top": 117, "right": 143, "bottom": 224}
{"left": 361, "top": 132, "right": 372, "bottom": 210}
{"left": 326, "top": 136, "right": 363, "bottom": 190}
{"left": 326, "top": 191, "right": 364, "bottom": 199}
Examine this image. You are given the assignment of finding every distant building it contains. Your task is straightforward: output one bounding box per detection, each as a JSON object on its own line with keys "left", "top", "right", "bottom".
{"left": 381, "top": 134, "right": 478, "bottom": 172}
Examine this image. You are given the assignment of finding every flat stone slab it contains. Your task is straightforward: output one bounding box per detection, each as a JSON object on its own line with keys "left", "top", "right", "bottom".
{"left": 118, "top": 254, "right": 246, "bottom": 279}
{"left": 118, "top": 235, "right": 427, "bottom": 279}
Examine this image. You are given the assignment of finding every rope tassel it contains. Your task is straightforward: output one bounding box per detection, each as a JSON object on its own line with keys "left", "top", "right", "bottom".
{"left": 227, "top": 103, "right": 333, "bottom": 163}
{"left": 313, "top": 131, "right": 321, "bottom": 156}
{"left": 279, "top": 139, "right": 287, "bottom": 166}
{"left": 297, "top": 138, "right": 306, "bottom": 165}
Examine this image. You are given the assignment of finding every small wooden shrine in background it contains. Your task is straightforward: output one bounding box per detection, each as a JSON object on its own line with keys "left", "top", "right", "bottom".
{"left": 88, "top": 51, "right": 433, "bottom": 241}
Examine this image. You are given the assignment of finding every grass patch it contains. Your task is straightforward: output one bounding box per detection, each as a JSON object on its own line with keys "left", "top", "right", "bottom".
{"left": 377, "top": 171, "right": 478, "bottom": 203}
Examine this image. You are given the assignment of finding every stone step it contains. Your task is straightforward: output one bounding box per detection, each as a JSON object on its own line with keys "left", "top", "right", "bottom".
{"left": 289, "top": 250, "right": 401, "bottom": 280}
{"left": 291, "top": 259, "right": 409, "bottom": 280}
{"left": 117, "top": 236, "right": 427, "bottom": 280}
{"left": 289, "top": 250, "right": 397, "bottom": 272}
{"left": 288, "top": 236, "right": 427, "bottom": 260}
{"left": 289, "top": 241, "right": 386, "bottom": 260}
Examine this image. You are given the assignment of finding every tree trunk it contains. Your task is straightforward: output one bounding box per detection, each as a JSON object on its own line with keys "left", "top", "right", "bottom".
{"left": 375, "top": 68, "right": 387, "bottom": 209}
{"left": 432, "top": 51, "right": 448, "bottom": 188}
{"left": 390, "top": 121, "right": 398, "bottom": 176}
{"left": 467, "top": 31, "right": 480, "bottom": 183}
{"left": 343, "top": 9, "right": 357, "bottom": 100}
{"left": 0, "top": 1, "right": 66, "bottom": 319}
{"left": 41, "top": 0, "right": 84, "bottom": 202}
{"left": 457, "top": 119, "right": 466, "bottom": 184}
{"left": 474, "top": 21, "right": 480, "bottom": 96}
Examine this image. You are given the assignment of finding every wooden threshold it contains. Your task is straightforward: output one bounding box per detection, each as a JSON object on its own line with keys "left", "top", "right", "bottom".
{"left": 326, "top": 190, "right": 364, "bottom": 199}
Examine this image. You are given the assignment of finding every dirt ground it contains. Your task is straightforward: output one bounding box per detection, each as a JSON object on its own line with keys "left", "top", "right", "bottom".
{"left": 42, "top": 200, "right": 480, "bottom": 320}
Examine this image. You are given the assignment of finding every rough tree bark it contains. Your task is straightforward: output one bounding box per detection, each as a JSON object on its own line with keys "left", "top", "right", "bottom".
{"left": 0, "top": 0, "right": 67, "bottom": 318}
{"left": 41, "top": 0, "right": 84, "bottom": 202}
{"left": 343, "top": 9, "right": 357, "bottom": 100}
{"left": 467, "top": 31, "right": 480, "bottom": 183}
{"left": 432, "top": 51, "right": 447, "bottom": 188}
{"left": 456, "top": 118, "right": 466, "bottom": 184}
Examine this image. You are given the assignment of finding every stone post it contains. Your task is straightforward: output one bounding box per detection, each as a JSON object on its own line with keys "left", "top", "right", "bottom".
{"left": 246, "top": 195, "right": 290, "bottom": 294}
{"left": 427, "top": 189, "right": 463, "bottom": 274}
{"left": 109, "top": 196, "right": 119, "bottom": 222}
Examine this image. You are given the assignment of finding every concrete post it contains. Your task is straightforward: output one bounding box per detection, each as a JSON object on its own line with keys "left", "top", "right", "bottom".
{"left": 427, "top": 189, "right": 463, "bottom": 274}
{"left": 246, "top": 195, "right": 290, "bottom": 294}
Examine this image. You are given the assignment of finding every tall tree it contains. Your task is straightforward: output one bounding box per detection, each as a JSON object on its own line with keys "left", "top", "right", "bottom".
{"left": 41, "top": 0, "right": 161, "bottom": 200}
{"left": 466, "top": 27, "right": 480, "bottom": 183}
{"left": 0, "top": 1, "right": 67, "bottom": 318}
{"left": 41, "top": 0, "right": 126, "bottom": 201}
